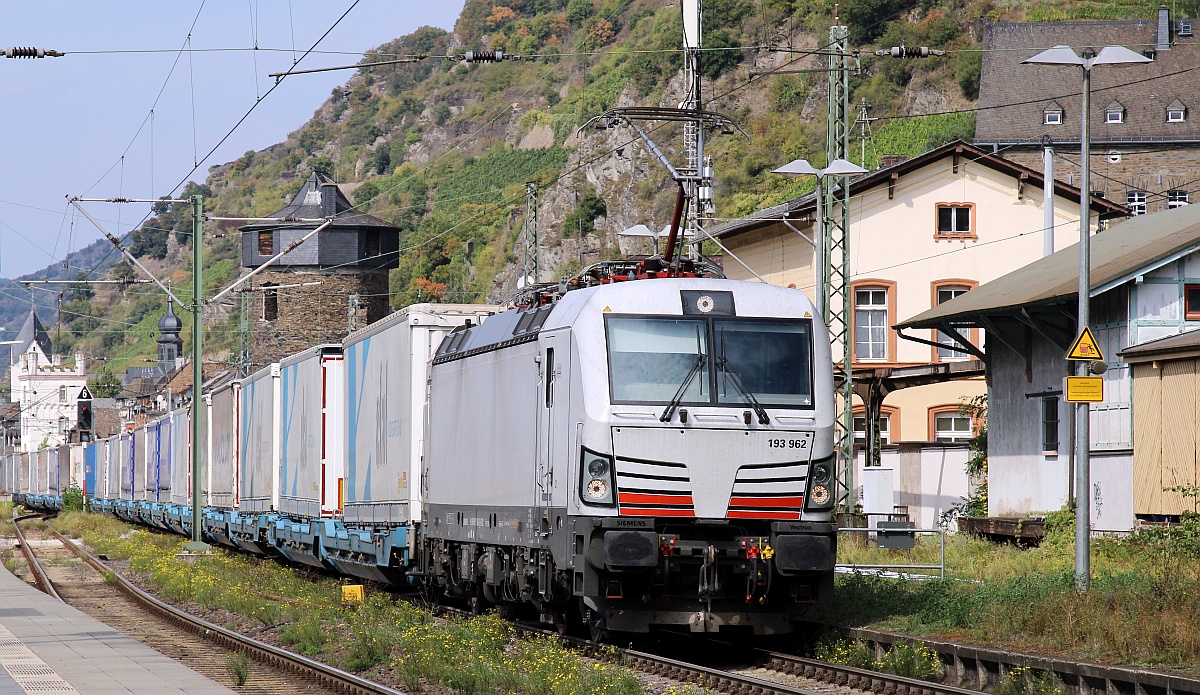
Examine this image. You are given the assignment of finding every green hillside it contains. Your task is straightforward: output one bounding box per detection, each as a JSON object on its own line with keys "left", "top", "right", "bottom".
{"left": 42, "top": 0, "right": 1178, "bottom": 374}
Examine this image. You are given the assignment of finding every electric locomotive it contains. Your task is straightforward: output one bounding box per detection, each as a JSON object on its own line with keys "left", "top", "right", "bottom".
{"left": 421, "top": 261, "right": 837, "bottom": 636}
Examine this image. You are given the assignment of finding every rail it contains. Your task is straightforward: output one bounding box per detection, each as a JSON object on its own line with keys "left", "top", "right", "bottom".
{"left": 834, "top": 624, "right": 1200, "bottom": 695}
{"left": 46, "top": 528, "right": 406, "bottom": 695}
{"left": 12, "top": 514, "right": 61, "bottom": 600}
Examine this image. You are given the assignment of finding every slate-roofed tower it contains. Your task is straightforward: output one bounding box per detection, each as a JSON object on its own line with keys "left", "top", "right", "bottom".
{"left": 240, "top": 171, "right": 400, "bottom": 368}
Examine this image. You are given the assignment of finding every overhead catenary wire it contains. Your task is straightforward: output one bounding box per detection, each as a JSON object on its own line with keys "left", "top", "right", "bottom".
{"left": 76, "top": 1, "right": 366, "bottom": 287}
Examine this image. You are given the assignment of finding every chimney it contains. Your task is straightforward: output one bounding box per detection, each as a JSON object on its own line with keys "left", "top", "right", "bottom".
{"left": 1159, "top": 5, "right": 1171, "bottom": 51}
{"left": 879, "top": 154, "right": 910, "bottom": 168}
{"left": 320, "top": 182, "right": 339, "bottom": 218}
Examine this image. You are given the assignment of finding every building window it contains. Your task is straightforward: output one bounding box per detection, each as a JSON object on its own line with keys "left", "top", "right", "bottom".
{"left": 257, "top": 231, "right": 273, "bottom": 256}
{"left": 262, "top": 286, "right": 278, "bottom": 321}
{"left": 854, "top": 288, "right": 888, "bottom": 361}
{"left": 932, "top": 409, "right": 973, "bottom": 442}
{"left": 58, "top": 417, "right": 69, "bottom": 434}
{"left": 1169, "top": 190, "right": 1190, "bottom": 208}
{"left": 59, "top": 386, "right": 67, "bottom": 402}
{"left": 936, "top": 203, "right": 974, "bottom": 238}
{"left": 1042, "top": 397, "right": 1060, "bottom": 454}
{"left": 1169, "top": 108, "right": 1187, "bottom": 122}
{"left": 1186, "top": 284, "right": 1200, "bottom": 320}
{"left": 1105, "top": 102, "right": 1125, "bottom": 124}
{"left": 936, "top": 286, "right": 971, "bottom": 360}
{"left": 853, "top": 413, "right": 891, "bottom": 447}
{"left": 363, "top": 231, "right": 381, "bottom": 259}
{"left": 1127, "top": 190, "right": 1147, "bottom": 215}
{"left": 1043, "top": 102, "right": 1064, "bottom": 125}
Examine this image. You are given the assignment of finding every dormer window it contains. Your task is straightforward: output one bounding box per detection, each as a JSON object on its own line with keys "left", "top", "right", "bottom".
{"left": 1180, "top": 21, "right": 1194, "bottom": 37}
{"left": 1167, "top": 99, "right": 1187, "bottom": 123}
{"left": 1105, "top": 101, "right": 1125, "bottom": 124}
{"left": 1043, "top": 103, "right": 1064, "bottom": 125}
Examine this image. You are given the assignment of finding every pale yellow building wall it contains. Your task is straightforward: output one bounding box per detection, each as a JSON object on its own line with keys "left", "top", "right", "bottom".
{"left": 865, "top": 379, "right": 987, "bottom": 442}
{"left": 723, "top": 225, "right": 816, "bottom": 291}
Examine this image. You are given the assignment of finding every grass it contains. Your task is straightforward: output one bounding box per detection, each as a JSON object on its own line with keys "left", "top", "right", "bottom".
{"left": 226, "top": 652, "right": 250, "bottom": 687}
{"left": 49, "top": 511, "right": 644, "bottom": 694}
{"left": 815, "top": 637, "right": 940, "bottom": 680}
{"left": 994, "top": 666, "right": 1069, "bottom": 695}
{"left": 0, "top": 502, "right": 13, "bottom": 538}
{"left": 818, "top": 511, "right": 1200, "bottom": 672}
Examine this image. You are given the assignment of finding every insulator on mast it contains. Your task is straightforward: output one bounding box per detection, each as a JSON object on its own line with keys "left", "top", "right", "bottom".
{"left": 5, "top": 47, "right": 64, "bottom": 59}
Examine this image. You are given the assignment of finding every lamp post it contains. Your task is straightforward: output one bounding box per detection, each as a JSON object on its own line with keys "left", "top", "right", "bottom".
{"left": 772, "top": 158, "right": 867, "bottom": 507}
{"left": 1023, "top": 44, "right": 1151, "bottom": 590}
{"left": 772, "top": 159, "right": 867, "bottom": 322}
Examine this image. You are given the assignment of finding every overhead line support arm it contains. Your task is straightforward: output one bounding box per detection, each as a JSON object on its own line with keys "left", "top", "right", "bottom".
{"left": 66, "top": 196, "right": 188, "bottom": 309}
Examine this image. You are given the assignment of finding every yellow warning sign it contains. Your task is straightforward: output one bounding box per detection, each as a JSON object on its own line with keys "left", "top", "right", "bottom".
{"left": 603, "top": 306, "right": 612, "bottom": 312}
{"left": 804, "top": 311, "right": 812, "bottom": 318}
{"left": 1065, "top": 376, "right": 1104, "bottom": 403}
{"left": 1066, "top": 326, "right": 1105, "bottom": 361}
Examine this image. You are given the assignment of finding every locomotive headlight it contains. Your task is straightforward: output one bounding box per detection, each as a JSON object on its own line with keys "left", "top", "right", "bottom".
{"left": 812, "top": 462, "right": 831, "bottom": 484}
{"left": 586, "top": 478, "right": 609, "bottom": 500}
{"left": 580, "top": 449, "right": 615, "bottom": 506}
{"left": 810, "top": 484, "right": 831, "bottom": 506}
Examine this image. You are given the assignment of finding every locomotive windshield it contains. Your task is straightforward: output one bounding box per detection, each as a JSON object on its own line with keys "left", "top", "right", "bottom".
{"left": 606, "top": 316, "right": 813, "bottom": 408}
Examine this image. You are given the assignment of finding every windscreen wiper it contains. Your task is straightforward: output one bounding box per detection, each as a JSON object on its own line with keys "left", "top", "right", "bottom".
{"left": 720, "top": 331, "right": 770, "bottom": 425}
{"left": 660, "top": 327, "right": 705, "bottom": 422}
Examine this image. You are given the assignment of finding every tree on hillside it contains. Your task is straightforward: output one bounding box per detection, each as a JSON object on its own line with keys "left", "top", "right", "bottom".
{"left": 562, "top": 190, "right": 607, "bottom": 237}
{"left": 87, "top": 368, "right": 122, "bottom": 398}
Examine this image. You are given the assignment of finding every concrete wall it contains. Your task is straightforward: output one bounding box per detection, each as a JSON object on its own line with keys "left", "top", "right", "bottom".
{"left": 856, "top": 443, "right": 972, "bottom": 530}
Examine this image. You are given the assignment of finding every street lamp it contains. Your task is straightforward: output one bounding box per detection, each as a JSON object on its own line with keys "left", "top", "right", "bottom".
{"left": 773, "top": 157, "right": 867, "bottom": 509}
{"left": 772, "top": 158, "right": 867, "bottom": 320}
{"left": 1023, "top": 44, "right": 1152, "bottom": 590}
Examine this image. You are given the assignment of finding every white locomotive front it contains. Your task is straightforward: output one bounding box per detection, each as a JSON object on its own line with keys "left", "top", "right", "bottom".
{"left": 422, "top": 275, "right": 837, "bottom": 636}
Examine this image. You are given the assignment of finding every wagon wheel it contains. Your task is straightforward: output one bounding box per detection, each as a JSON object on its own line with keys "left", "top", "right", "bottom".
{"left": 583, "top": 605, "right": 608, "bottom": 644}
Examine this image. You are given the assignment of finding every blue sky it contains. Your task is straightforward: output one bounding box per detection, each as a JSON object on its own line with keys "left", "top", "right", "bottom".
{"left": 0, "top": 1, "right": 464, "bottom": 279}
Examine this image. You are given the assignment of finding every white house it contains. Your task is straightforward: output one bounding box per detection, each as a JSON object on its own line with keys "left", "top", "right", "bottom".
{"left": 9, "top": 310, "right": 88, "bottom": 452}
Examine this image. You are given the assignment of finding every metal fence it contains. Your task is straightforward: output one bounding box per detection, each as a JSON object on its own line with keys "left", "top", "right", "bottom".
{"left": 836, "top": 513, "right": 945, "bottom": 579}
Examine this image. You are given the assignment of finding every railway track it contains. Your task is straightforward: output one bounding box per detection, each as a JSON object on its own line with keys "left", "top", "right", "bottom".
{"left": 452, "top": 604, "right": 988, "bottom": 695}
{"left": 12, "top": 516, "right": 404, "bottom": 695}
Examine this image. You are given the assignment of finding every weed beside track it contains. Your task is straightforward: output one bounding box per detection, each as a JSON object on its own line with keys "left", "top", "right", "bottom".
{"left": 48, "top": 511, "right": 645, "bottom": 694}
{"left": 821, "top": 509, "right": 1200, "bottom": 673}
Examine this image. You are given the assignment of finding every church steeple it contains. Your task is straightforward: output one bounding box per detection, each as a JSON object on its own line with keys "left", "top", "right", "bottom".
{"left": 156, "top": 300, "right": 183, "bottom": 374}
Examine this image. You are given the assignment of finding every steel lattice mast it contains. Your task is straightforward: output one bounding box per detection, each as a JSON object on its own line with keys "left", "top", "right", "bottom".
{"left": 522, "top": 182, "right": 539, "bottom": 286}
{"left": 681, "top": 0, "right": 713, "bottom": 250}
{"left": 825, "top": 23, "right": 855, "bottom": 509}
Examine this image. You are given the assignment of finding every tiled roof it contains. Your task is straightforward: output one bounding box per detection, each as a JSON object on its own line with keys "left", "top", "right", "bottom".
{"left": 976, "top": 18, "right": 1200, "bottom": 145}
{"left": 11, "top": 310, "right": 52, "bottom": 365}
